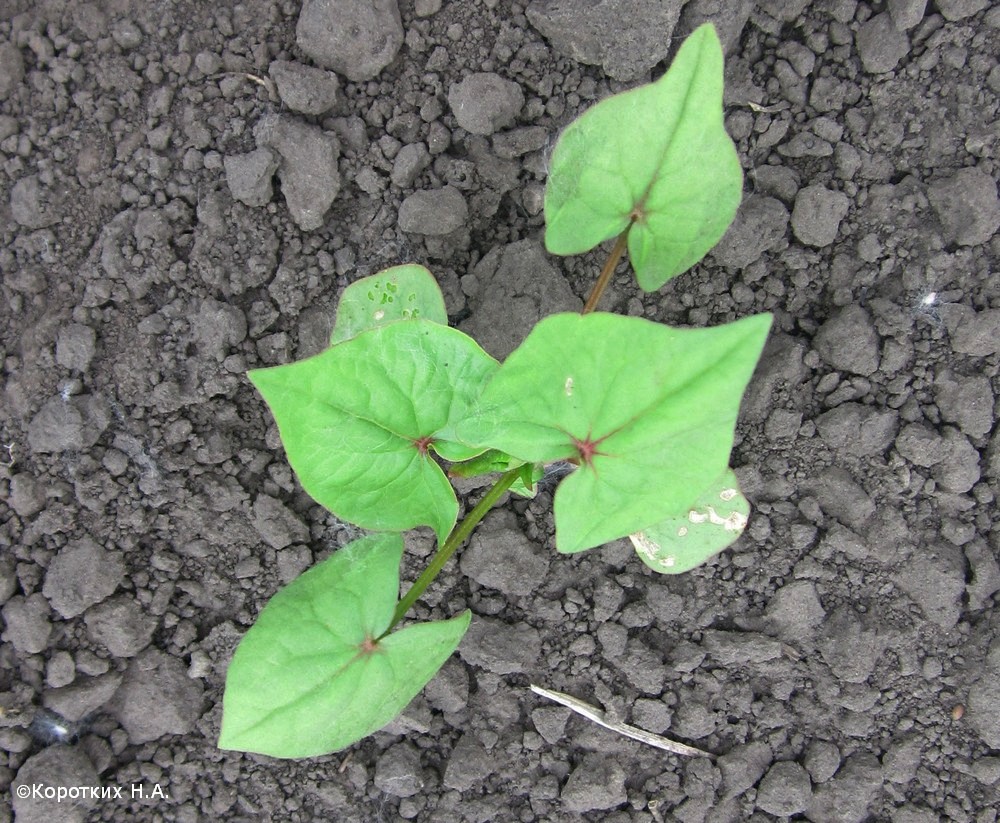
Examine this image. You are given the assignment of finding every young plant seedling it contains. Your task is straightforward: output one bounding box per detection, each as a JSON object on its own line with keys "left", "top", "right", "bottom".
{"left": 220, "top": 24, "right": 772, "bottom": 759}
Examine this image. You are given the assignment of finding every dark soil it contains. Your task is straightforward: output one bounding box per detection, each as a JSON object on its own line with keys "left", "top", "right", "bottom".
{"left": 2, "top": 1, "right": 999, "bottom": 821}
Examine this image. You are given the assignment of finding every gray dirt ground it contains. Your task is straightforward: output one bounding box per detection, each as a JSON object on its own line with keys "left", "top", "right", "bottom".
{"left": 1, "top": 0, "right": 999, "bottom": 821}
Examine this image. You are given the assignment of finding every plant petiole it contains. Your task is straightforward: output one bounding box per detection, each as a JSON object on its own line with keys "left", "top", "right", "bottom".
{"left": 582, "top": 225, "right": 632, "bottom": 314}
{"left": 380, "top": 465, "right": 523, "bottom": 637}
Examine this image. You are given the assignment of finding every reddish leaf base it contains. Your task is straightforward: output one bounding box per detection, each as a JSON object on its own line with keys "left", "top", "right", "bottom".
{"left": 571, "top": 433, "right": 609, "bottom": 468}
{"left": 412, "top": 435, "right": 434, "bottom": 456}
{"left": 358, "top": 636, "right": 380, "bottom": 654}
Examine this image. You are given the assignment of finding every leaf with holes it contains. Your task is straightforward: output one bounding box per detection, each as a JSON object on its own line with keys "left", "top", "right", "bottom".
{"left": 629, "top": 468, "right": 749, "bottom": 573}
{"left": 330, "top": 264, "right": 448, "bottom": 345}
{"left": 544, "top": 23, "right": 742, "bottom": 291}
{"left": 458, "top": 312, "right": 771, "bottom": 553}
{"left": 219, "top": 533, "right": 470, "bottom": 758}
{"left": 250, "top": 320, "right": 498, "bottom": 543}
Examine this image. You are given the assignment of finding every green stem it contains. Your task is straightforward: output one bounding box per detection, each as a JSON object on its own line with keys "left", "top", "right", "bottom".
{"left": 582, "top": 225, "right": 631, "bottom": 314}
{"left": 380, "top": 466, "right": 523, "bottom": 637}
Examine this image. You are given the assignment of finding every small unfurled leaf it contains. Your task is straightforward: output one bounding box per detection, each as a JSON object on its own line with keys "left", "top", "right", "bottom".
{"left": 447, "top": 449, "right": 543, "bottom": 498}
{"left": 447, "top": 448, "right": 522, "bottom": 479}
{"left": 459, "top": 312, "right": 771, "bottom": 553}
{"left": 512, "top": 461, "right": 546, "bottom": 498}
{"left": 544, "top": 23, "right": 742, "bottom": 291}
{"left": 250, "top": 320, "right": 498, "bottom": 543}
{"left": 219, "top": 533, "right": 470, "bottom": 758}
{"left": 330, "top": 264, "right": 448, "bottom": 345}
{"left": 630, "top": 468, "right": 749, "bottom": 573}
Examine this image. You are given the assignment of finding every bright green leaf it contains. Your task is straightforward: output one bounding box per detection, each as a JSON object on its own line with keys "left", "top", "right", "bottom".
{"left": 544, "top": 23, "right": 743, "bottom": 291}
{"left": 219, "top": 533, "right": 470, "bottom": 758}
{"left": 330, "top": 264, "right": 448, "bottom": 345}
{"left": 630, "top": 468, "right": 749, "bottom": 573}
{"left": 458, "top": 312, "right": 771, "bottom": 553}
{"left": 250, "top": 320, "right": 498, "bottom": 543}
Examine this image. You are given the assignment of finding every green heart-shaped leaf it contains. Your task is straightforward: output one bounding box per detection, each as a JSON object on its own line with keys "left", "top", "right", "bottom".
{"left": 459, "top": 312, "right": 771, "bottom": 553}
{"left": 630, "top": 468, "right": 749, "bottom": 573}
{"left": 331, "top": 264, "right": 448, "bottom": 345}
{"left": 544, "top": 23, "right": 742, "bottom": 291}
{"left": 250, "top": 320, "right": 498, "bottom": 543}
{"left": 219, "top": 533, "right": 471, "bottom": 758}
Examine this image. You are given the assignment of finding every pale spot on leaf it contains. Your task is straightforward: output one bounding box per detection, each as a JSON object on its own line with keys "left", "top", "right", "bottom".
{"left": 630, "top": 533, "right": 676, "bottom": 567}
{"left": 688, "top": 505, "right": 747, "bottom": 532}
{"left": 564, "top": 376, "right": 573, "bottom": 396}
{"left": 629, "top": 531, "right": 656, "bottom": 559}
